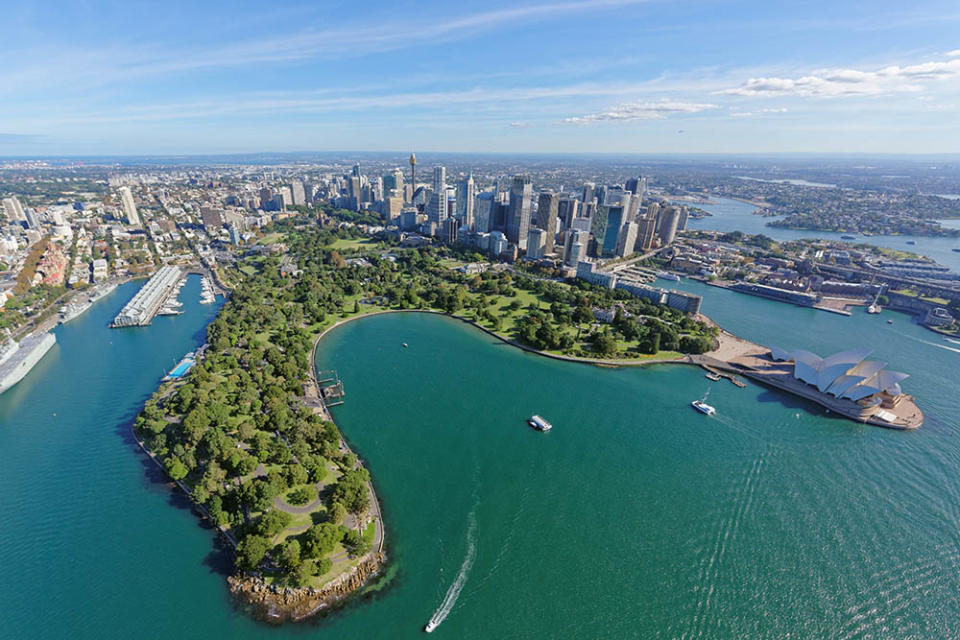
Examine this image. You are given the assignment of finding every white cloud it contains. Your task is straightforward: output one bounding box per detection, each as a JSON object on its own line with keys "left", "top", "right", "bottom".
{"left": 561, "top": 100, "right": 717, "bottom": 124}
{"left": 730, "top": 107, "right": 789, "bottom": 117}
{"left": 720, "top": 57, "right": 960, "bottom": 97}
{"left": 947, "top": 49, "right": 960, "bottom": 57}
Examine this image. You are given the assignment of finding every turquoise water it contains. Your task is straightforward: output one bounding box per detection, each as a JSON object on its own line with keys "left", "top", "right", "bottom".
{"left": 687, "top": 197, "right": 960, "bottom": 272}
{"left": 3, "top": 271, "right": 960, "bottom": 638}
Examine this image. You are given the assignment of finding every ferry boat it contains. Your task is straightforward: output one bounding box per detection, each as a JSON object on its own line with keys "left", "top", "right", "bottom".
{"left": 705, "top": 372, "right": 721, "bottom": 381}
{"left": 657, "top": 271, "right": 680, "bottom": 282}
{"left": 691, "top": 400, "right": 716, "bottom": 416}
{"left": 527, "top": 415, "right": 553, "bottom": 431}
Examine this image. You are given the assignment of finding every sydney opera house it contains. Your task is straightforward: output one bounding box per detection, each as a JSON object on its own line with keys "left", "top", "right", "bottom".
{"left": 726, "top": 345, "right": 924, "bottom": 429}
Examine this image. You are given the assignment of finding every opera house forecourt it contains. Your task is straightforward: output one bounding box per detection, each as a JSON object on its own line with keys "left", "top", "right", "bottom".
{"left": 719, "top": 346, "right": 924, "bottom": 429}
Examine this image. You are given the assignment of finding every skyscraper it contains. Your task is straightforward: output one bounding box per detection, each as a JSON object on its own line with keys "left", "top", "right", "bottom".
{"left": 2, "top": 197, "right": 26, "bottom": 222}
{"left": 118, "top": 186, "right": 140, "bottom": 226}
{"left": 430, "top": 166, "right": 448, "bottom": 222}
{"left": 526, "top": 228, "right": 547, "bottom": 259}
{"left": 456, "top": 172, "right": 475, "bottom": 230}
{"left": 634, "top": 215, "right": 657, "bottom": 251}
{"left": 290, "top": 180, "right": 306, "bottom": 206}
{"left": 557, "top": 197, "right": 579, "bottom": 232}
{"left": 475, "top": 191, "right": 494, "bottom": 233}
{"left": 563, "top": 229, "right": 590, "bottom": 267}
{"left": 582, "top": 182, "right": 596, "bottom": 205}
{"left": 615, "top": 222, "right": 638, "bottom": 258}
{"left": 506, "top": 175, "right": 533, "bottom": 250}
{"left": 535, "top": 191, "right": 558, "bottom": 254}
{"left": 657, "top": 206, "right": 682, "bottom": 246}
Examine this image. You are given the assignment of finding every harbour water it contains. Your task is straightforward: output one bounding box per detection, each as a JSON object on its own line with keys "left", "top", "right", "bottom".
{"left": 3, "top": 273, "right": 960, "bottom": 637}
{"left": 687, "top": 197, "right": 960, "bottom": 272}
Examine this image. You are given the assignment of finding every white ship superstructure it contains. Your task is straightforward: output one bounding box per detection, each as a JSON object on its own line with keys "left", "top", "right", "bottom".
{"left": 111, "top": 267, "right": 182, "bottom": 327}
{"left": 0, "top": 333, "right": 56, "bottom": 395}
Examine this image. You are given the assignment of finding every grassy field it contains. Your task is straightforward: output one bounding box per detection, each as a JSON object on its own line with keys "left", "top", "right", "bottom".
{"left": 327, "top": 237, "right": 378, "bottom": 252}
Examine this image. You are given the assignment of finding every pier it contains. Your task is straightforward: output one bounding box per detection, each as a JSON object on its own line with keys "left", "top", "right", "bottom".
{"left": 111, "top": 266, "right": 182, "bottom": 328}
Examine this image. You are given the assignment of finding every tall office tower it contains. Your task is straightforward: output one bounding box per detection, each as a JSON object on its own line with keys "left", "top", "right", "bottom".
{"left": 506, "top": 175, "right": 533, "bottom": 249}
{"left": 492, "top": 201, "right": 508, "bottom": 231}
{"left": 646, "top": 202, "right": 661, "bottom": 226}
{"left": 409, "top": 153, "right": 417, "bottom": 189}
{"left": 582, "top": 182, "right": 596, "bottom": 205}
{"left": 677, "top": 205, "right": 689, "bottom": 231}
{"left": 351, "top": 163, "right": 362, "bottom": 178}
{"left": 372, "top": 176, "right": 384, "bottom": 202}
{"left": 615, "top": 222, "right": 639, "bottom": 258}
{"left": 290, "top": 180, "right": 306, "bottom": 206}
{"left": 657, "top": 206, "right": 682, "bottom": 246}
{"left": 634, "top": 215, "right": 658, "bottom": 251}
{"left": 475, "top": 191, "right": 494, "bottom": 233}
{"left": 456, "top": 172, "right": 475, "bottom": 229}
{"left": 118, "top": 186, "right": 141, "bottom": 226}
{"left": 624, "top": 176, "right": 647, "bottom": 199}
{"left": 431, "top": 166, "right": 447, "bottom": 222}
{"left": 2, "top": 197, "right": 26, "bottom": 222}
{"left": 526, "top": 228, "right": 546, "bottom": 259}
{"left": 597, "top": 192, "right": 631, "bottom": 256}
{"left": 302, "top": 181, "right": 315, "bottom": 204}
{"left": 563, "top": 229, "right": 590, "bottom": 267}
{"left": 383, "top": 168, "right": 405, "bottom": 198}
{"left": 557, "top": 197, "right": 579, "bottom": 232}
{"left": 349, "top": 176, "right": 362, "bottom": 211}
{"left": 441, "top": 217, "right": 459, "bottom": 244}
{"left": 535, "top": 191, "right": 559, "bottom": 253}
{"left": 383, "top": 196, "right": 403, "bottom": 224}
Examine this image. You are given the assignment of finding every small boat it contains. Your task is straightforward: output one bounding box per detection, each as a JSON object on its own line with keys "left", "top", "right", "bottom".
{"left": 691, "top": 400, "right": 716, "bottom": 416}
{"left": 866, "top": 304, "right": 880, "bottom": 314}
{"left": 402, "top": 343, "right": 408, "bottom": 348}
{"left": 705, "top": 372, "right": 721, "bottom": 381}
{"left": 953, "top": 248, "right": 960, "bottom": 253}
{"left": 841, "top": 235, "right": 856, "bottom": 240}
{"left": 425, "top": 621, "right": 438, "bottom": 633}
{"left": 887, "top": 319, "right": 894, "bottom": 324}
{"left": 527, "top": 415, "right": 552, "bottom": 431}
{"left": 906, "top": 240, "right": 916, "bottom": 245}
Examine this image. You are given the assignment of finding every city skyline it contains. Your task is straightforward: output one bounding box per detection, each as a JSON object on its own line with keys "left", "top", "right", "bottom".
{"left": 1, "top": 0, "right": 959, "bottom": 156}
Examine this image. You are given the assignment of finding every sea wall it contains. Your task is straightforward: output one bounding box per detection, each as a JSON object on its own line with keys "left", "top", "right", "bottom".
{"left": 229, "top": 552, "right": 386, "bottom": 624}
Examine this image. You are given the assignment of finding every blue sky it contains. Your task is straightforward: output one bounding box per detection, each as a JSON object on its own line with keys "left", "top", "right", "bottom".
{"left": 2, "top": 0, "right": 959, "bottom": 155}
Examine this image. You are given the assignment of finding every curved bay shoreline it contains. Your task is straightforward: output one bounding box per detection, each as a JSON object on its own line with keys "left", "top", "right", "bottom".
{"left": 142, "top": 303, "right": 920, "bottom": 624}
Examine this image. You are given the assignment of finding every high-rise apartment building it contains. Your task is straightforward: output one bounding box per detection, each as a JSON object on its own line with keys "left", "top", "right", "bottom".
{"left": 119, "top": 186, "right": 141, "bottom": 226}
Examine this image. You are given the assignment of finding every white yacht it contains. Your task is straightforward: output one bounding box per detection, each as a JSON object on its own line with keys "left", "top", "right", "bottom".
{"left": 691, "top": 399, "right": 716, "bottom": 416}
{"left": 527, "top": 415, "right": 553, "bottom": 431}
{"left": 424, "top": 621, "right": 438, "bottom": 633}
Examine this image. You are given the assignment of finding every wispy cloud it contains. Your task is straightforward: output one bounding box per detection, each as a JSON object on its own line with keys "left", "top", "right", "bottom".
{"left": 730, "top": 107, "right": 789, "bottom": 117}
{"left": 719, "top": 56, "right": 960, "bottom": 97}
{"left": 561, "top": 100, "right": 718, "bottom": 124}
{"left": 947, "top": 49, "right": 960, "bottom": 57}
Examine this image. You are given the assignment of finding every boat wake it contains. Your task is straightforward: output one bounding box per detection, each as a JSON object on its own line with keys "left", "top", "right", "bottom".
{"left": 425, "top": 508, "right": 478, "bottom": 632}
{"left": 903, "top": 333, "right": 960, "bottom": 355}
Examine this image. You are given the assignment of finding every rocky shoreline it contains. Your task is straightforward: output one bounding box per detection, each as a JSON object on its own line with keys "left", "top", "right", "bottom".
{"left": 229, "top": 552, "right": 386, "bottom": 624}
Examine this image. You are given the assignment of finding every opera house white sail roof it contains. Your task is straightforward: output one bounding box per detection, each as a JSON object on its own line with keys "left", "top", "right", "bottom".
{"left": 766, "top": 346, "right": 908, "bottom": 402}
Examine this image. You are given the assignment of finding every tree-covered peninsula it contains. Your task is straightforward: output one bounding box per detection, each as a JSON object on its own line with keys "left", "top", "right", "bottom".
{"left": 134, "top": 216, "right": 718, "bottom": 616}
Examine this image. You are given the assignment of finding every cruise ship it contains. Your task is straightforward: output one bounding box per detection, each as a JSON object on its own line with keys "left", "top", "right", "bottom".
{"left": 0, "top": 333, "right": 56, "bottom": 395}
